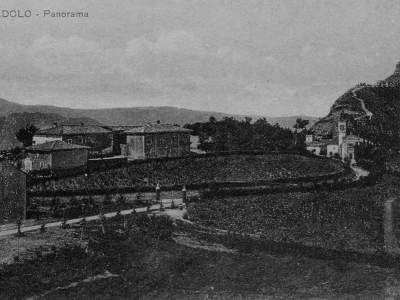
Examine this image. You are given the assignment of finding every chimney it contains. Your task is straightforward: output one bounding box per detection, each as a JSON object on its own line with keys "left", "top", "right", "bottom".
{"left": 395, "top": 61, "right": 400, "bottom": 74}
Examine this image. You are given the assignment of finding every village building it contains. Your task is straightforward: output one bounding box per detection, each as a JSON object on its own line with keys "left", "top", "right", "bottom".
{"left": 0, "top": 160, "right": 26, "bottom": 224}
{"left": 122, "top": 123, "right": 192, "bottom": 160}
{"left": 306, "top": 141, "right": 325, "bottom": 156}
{"left": 306, "top": 118, "right": 363, "bottom": 164}
{"left": 341, "top": 134, "right": 363, "bottom": 164}
{"left": 33, "top": 124, "right": 113, "bottom": 156}
{"left": 23, "top": 140, "right": 90, "bottom": 171}
{"left": 326, "top": 137, "right": 339, "bottom": 157}
{"left": 190, "top": 135, "right": 205, "bottom": 154}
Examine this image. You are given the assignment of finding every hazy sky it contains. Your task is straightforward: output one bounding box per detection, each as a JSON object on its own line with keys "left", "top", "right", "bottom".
{"left": 0, "top": 0, "right": 399, "bottom": 117}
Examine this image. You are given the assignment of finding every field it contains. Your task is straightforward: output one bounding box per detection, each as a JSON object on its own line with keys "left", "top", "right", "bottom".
{"left": 0, "top": 214, "right": 398, "bottom": 299}
{"left": 29, "top": 154, "right": 344, "bottom": 194}
{"left": 187, "top": 175, "right": 400, "bottom": 253}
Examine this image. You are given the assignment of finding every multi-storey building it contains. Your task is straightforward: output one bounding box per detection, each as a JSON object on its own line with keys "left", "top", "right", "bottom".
{"left": 122, "top": 123, "right": 192, "bottom": 160}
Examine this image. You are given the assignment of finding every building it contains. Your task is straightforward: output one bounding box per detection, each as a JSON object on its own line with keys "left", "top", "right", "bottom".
{"left": 23, "top": 140, "right": 90, "bottom": 171}
{"left": 306, "top": 118, "right": 363, "bottom": 163}
{"left": 0, "top": 161, "right": 26, "bottom": 224}
{"left": 190, "top": 135, "right": 205, "bottom": 154}
{"left": 326, "top": 137, "right": 339, "bottom": 157}
{"left": 123, "top": 123, "right": 192, "bottom": 160}
{"left": 33, "top": 124, "right": 113, "bottom": 155}
{"left": 306, "top": 141, "right": 325, "bottom": 156}
{"left": 341, "top": 134, "right": 363, "bottom": 164}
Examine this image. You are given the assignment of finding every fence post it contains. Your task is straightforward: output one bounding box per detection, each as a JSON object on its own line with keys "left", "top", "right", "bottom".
{"left": 80, "top": 218, "right": 86, "bottom": 240}
{"left": 16, "top": 217, "right": 24, "bottom": 237}
{"left": 40, "top": 221, "right": 46, "bottom": 233}
{"left": 182, "top": 185, "right": 187, "bottom": 204}
{"left": 156, "top": 182, "right": 161, "bottom": 201}
{"left": 99, "top": 209, "right": 106, "bottom": 235}
{"left": 61, "top": 208, "right": 68, "bottom": 229}
{"left": 156, "top": 183, "right": 164, "bottom": 211}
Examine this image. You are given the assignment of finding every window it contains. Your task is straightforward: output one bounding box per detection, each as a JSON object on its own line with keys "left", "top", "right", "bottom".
{"left": 67, "top": 139, "right": 72, "bottom": 144}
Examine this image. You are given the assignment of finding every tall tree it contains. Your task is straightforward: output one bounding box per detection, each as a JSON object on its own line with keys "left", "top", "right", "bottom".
{"left": 293, "top": 118, "right": 309, "bottom": 148}
{"left": 16, "top": 124, "right": 38, "bottom": 147}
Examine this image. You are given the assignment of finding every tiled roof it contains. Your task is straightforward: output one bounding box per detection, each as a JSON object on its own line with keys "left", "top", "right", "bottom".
{"left": 105, "top": 125, "right": 142, "bottom": 132}
{"left": 306, "top": 141, "right": 325, "bottom": 147}
{"left": 125, "top": 123, "right": 192, "bottom": 134}
{"left": 35, "top": 125, "right": 111, "bottom": 136}
{"left": 343, "top": 134, "right": 362, "bottom": 141}
{"left": 26, "top": 141, "right": 90, "bottom": 152}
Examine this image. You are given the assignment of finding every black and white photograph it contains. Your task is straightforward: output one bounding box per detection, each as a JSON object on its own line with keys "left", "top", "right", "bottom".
{"left": 1, "top": 0, "right": 400, "bottom": 299}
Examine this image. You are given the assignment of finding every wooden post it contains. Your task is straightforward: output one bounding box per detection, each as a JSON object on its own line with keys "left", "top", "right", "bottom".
{"left": 156, "top": 183, "right": 161, "bottom": 201}
{"left": 61, "top": 208, "right": 68, "bottom": 229}
{"left": 182, "top": 185, "right": 187, "bottom": 204}
{"left": 40, "top": 221, "right": 46, "bottom": 233}
{"left": 16, "top": 217, "right": 24, "bottom": 237}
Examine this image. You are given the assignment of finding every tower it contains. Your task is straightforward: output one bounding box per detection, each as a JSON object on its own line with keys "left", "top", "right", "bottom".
{"left": 338, "top": 120, "right": 346, "bottom": 158}
{"left": 338, "top": 120, "right": 346, "bottom": 147}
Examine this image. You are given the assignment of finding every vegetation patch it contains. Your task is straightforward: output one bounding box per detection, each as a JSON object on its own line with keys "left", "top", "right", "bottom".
{"left": 29, "top": 154, "right": 344, "bottom": 194}
{"left": 187, "top": 175, "right": 400, "bottom": 254}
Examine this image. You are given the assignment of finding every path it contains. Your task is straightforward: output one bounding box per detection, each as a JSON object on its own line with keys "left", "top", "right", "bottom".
{"left": 351, "top": 165, "right": 370, "bottom": 180}
{"left": 0, "top": 198, "right": 183, "bottom": 237}
{"left": 352, "top": 86, "right": 373, "bottom": 119}
{"left": 384, "top": 197, "right": 400, "bottom": 255}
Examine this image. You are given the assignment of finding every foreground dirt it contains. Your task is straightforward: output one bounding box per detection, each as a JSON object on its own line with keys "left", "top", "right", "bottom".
{"left": 0, "top": 227, "right": 84, "bottom": 266}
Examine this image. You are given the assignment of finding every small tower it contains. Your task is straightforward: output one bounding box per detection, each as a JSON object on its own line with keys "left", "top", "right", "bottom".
{"left": 338, "top": 120, "right": 346, "bottom": 148}
{"left": 394, "top": 61, "right": 400, "bottom": 74}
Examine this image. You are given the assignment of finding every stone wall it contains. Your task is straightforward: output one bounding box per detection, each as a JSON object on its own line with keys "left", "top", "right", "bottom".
{"left": 52, "top": 149, "right": 88, "bottom": 170}
{"left": 143, "top": 133, "right": 190, "bottom": 159}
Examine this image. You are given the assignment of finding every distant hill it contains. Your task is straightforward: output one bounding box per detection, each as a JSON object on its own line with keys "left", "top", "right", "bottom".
{"left": 0, "top": 98, "right": 317, "bottom": 129}
{"left": 0, "top": 112, "right": 99, "bottom": 150}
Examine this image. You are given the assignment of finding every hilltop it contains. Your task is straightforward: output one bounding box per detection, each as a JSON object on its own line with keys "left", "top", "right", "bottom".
{"left": 0, "top": 98, "right": 316, "bottom": 128}
{"left": 312, "top": 62, "right": 400, "bottom": 138}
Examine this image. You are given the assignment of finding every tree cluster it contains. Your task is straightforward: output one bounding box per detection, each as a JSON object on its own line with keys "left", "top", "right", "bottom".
{"left": 15, "top": 124, "right": 38, "bottom": 147}
{"left": 185, "top": 116, "right": 296, "bottom": 152}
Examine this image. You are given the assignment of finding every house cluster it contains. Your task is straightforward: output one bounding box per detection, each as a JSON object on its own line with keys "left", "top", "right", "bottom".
{"left": 23, "top": 122, "right": 193, "bottom": 172}
{"left": 306, "top": 119, "right": 363, "bottom": 164}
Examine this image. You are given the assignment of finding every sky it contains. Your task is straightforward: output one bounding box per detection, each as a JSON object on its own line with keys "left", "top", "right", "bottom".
{"left": 0, "top": 0, "right": 399, "bottom": 117}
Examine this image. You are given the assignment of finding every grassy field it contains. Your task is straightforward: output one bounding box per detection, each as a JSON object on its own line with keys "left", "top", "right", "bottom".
{"left": 187, "top": 175, "right": 400, "bottom": 254}
{"left": 1, "top": 214, "right": 399, "bottom": 299}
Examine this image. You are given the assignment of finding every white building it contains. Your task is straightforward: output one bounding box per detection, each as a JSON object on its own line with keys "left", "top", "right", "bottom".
{"left": 306, "top": 119, "right": 363, "bottom": 164}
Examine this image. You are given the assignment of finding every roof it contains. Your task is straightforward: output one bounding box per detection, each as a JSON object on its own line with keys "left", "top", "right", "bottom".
{"left": 105, "top": 125, "right": 142, "bottom": 132}
{"left": 343, "top": 134, "right": 362, "bottom": 141}
{"left": 306, "top": 141, "right": 325, "bottom": 147}
{"left": 35, "top": 124, "right": 111, "bottom": 136}
{"left": 26, "top": 141, "right": 90, "bottom": 152}
{"left": 125, "top": 123, "right": 192, "bottom": 134}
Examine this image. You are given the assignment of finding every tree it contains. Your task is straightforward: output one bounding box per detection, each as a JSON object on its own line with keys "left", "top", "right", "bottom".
{"left": 293, "top": 118, "right": 309, "bottom": 132}
{"left": 293, "top": 118, "right": 309, "bottom": 148}
{"left": 16, "top": 124, "right": 38, "bottom": 147}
